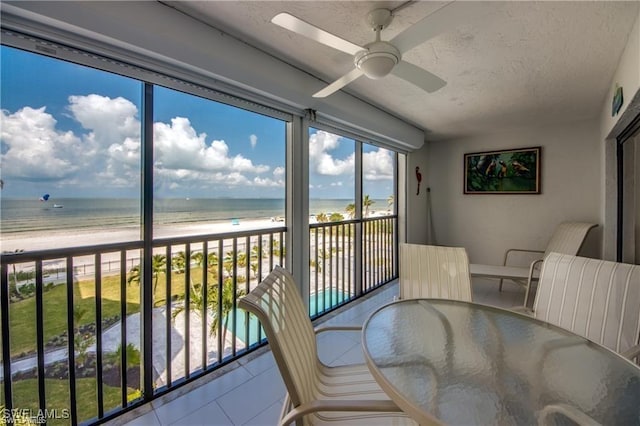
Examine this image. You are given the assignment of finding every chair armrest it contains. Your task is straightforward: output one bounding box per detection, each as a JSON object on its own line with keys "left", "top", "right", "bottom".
{"left": 620, "top": 344, "right": 640, "bottom": 360}
{"left": 538, "top": 403, "right": 598, "bottom": 426}
{"left": 280, "top": 399, "right": 402, "bottom": 426}
{"left": 523, "top": 258, "right": 544, "bottom": 307}
{"left": 503, "top": 248, "right": 544, "bottom": 267}
{"left": 314, "top": 325, "right": 362, "bottom": 335}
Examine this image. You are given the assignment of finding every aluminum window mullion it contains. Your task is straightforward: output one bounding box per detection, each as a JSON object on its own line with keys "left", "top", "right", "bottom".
{"left": 141, "top": 82, "right": 155, "bottom": 402}
{"left": 354, "top": 141, "right": 363, "bottom": 296}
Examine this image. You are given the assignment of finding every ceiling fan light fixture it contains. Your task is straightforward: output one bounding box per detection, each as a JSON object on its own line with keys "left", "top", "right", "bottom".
{"left": 354, "top": 41, "right": 400, "bottom": 79}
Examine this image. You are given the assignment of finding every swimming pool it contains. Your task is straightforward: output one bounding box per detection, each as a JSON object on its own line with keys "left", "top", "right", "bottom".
{"left": 229, "top": 289, "right": 350, "bottom": 345}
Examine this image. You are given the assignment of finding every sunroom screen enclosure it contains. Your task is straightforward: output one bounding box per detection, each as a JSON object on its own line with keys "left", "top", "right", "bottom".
{"left": 0, "top": 35, "right": 399, "bottom": 424}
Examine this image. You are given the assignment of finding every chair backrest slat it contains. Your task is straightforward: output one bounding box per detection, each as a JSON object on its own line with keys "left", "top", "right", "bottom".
{"left": 534, "top": 252, "right": 640, "bottom": 354}
{"left": 400, "top": 244, "right": 473, "bottom": 302}
{"left": 238, "top": 266, "right": 318, "bottom": 408}
{"left": 544, "top": 222, "right": 597, "bottom": 256}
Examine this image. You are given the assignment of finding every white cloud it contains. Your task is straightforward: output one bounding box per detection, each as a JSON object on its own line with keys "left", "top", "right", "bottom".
{"left": 1, "top": 106, "right": 82, "bottom": 180}
{"left": 68, "top": 95, "right": 141, "bottom": 186}
{"left": 249, "top": 134, "right": 258, "bottom": 149}
{"left": 68, "top": 94, "right": 139, "bottom": 147}
{"left": 1, "top": 95, "right": 282, "bottom": 195}
{"left": 253, "top": 176, "right": 284, "bottom": 187}
{"left": 363, "top": 148, "right": 394, "bottom": 181}
{"left": 154, "top": 117, "right": 270, "bottom": 175}
{"left": 309, "top": 131, "right": 354, "bottom": 176}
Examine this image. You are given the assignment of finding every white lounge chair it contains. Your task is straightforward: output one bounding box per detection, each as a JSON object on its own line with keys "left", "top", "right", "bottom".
{"left": 470, "top": 221, "right": 597, "bottom": 306}
{"left": 238, "top": 266, "right": 416, "bottom": 426}
{"left": 524, "top": 252, "right": 640, "bottom": 359}
{"left": 399, "top": 243, "right": 472, "bottom": 302}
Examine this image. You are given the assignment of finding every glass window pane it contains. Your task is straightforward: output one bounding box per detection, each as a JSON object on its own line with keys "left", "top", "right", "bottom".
{"left": 1, "top": 45, "right": 143, "bottom": 251}
{"left": 152, "top": 86, "right": 286, "bottom": 238}
{"left": 362, "top": 143, "right": 396, "bottom": 217}
{"left": 308, "top": 128, "right": 355, "bottom": 222}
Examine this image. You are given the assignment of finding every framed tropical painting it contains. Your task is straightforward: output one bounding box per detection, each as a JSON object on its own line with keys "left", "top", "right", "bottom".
{"left": 464, "top": 147, "right": 541, "bottom": 194}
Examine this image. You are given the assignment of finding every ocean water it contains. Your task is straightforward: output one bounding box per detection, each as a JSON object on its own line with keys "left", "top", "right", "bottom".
{"left": 0, "top": 198, "right": 383, "bottom": 234}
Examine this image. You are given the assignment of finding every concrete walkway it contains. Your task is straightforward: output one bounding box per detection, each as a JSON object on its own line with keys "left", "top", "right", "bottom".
{"left": 0, "top": 305, "right": 239, "bottom": 383}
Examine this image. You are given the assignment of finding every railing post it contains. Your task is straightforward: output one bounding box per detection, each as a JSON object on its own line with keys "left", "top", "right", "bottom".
{"left": 119, "top": 250, "right": 128, "bottom": 408}
{"left": 1, "top": 262, "right": 13, "bottom": 413}
{"left": 95, "top": 254, "right": 105, "bottom": 418}
{"left": 65, "top": 257, "right": 78, "bottom": 424}
{"left": 34, "top": 262, "right": 46, "bottom": 416}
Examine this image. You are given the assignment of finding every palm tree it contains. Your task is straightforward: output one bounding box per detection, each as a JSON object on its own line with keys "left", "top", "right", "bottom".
{"left": 237, "top": 252, "right": 248, "bottom": 269}
{"left": 151, "top": 254, "right": 167, "bottom": 295}
{"left": 218, "top": 278, "right": 245, "bottom": 345}
{"left": 5, "top": 249, "right": 24, "bottom": 297}
{"left": 272, "top": 240, "right": 286, "bottom": 258}
{"left": 73, "top": 305, "right": 94, "bottom": 365}
{"left": 172, "top": 251, "right": 187, "bottom": 274}
{"left": 190, "top": 251, "right": 203, "bottom": 269}
{"left": 313, "top": 248, "right": 337, "bottom": 272}
{"left": 171, "top": 278, "right": 246, "bottom": 345}
{"left": 207, "top": 252, "right": 219, "bottom": 271}
{"left": 316, "top": 212, "right": 328, "bottom": 223}
{"left": 223, "top": 250, "right": 236, "bottom": 276}
{"left": 192, "top": 251, "right": 219, "bottom": 275}
{"left": 127, "top": 254, "right": 167, "bottom": 300}
{"left": 387, "top": 194, "right": 394, "bottom": 209}
{"left": 363, "top": 194, "right": 375, "bottom": 218}
{"left": 106, "top": 342, "right": 141, "bottom": 371}
{"left": 249, "top": 245, "right": 263, "bottom": 278}
{"left": 329, "top": 212, "right": 344, "bottom": 222}
{"left": 345, "top": 203, "right": 356, "bottom": 219}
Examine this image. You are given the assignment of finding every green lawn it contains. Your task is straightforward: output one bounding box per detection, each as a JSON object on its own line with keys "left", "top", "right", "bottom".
{"left": 7, "top": 270, "right": 194, "bottom": 358}
{"left": 2, "top": 270, "right": 173, "bottom": 425}
{"left": 4, "top": 377, "right": 137, "bottom": 425}
{"left": 2, "top": 265, "right": 242, "bottom": 423}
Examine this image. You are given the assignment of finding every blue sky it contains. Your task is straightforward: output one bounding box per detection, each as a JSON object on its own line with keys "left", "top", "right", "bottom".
{"left": 1, "top": 45, "right": 394, "bottom": 200}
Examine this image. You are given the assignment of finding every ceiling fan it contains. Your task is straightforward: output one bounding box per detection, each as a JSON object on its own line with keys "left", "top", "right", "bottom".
{"left": 271, "top": 3, "right": 470, "bottom": 98}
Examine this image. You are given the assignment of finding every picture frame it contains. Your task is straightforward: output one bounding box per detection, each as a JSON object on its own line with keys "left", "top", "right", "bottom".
{"left": 464, "top": 146, "right": 541, "bottom": 194}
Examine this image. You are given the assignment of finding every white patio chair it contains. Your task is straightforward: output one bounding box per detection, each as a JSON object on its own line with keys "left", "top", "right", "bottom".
{"left": 470, "top": 221, "right": 597, "bottom": 306}
{"left": 526, "top": 252, "right": 640, "bottom": 359}
{"left": 399, "top": 243, "right": 472, "bottom": 302}
{"left": 238, "top": 266, "right": 416, "bottom": 426}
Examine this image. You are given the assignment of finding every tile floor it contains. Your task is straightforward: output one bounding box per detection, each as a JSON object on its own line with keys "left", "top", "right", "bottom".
{"left": 109, "top": 277, "right": 526, "bottom": 426}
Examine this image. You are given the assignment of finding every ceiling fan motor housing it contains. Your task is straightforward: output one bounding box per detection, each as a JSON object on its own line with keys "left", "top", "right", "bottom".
{"left": 354, "top": 41, "right": 401, "bottom": 79}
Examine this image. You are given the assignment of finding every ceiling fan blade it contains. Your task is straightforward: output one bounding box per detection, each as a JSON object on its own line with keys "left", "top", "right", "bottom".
{"left": 392, "top": 61, "right": 447, "bottom": 93}
{"left": 391, "top": 2, "right": 481, "bottom": 54}
{"left": 313, "top": 68, "right": 364, "bottom": 98}
{"left": 271, "top": 12, "right": 364, "bottom": 56}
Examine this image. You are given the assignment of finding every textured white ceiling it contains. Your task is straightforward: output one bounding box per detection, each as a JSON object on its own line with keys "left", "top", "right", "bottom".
{"left": 165, "top": 1, "right": 639, "bottom": 141}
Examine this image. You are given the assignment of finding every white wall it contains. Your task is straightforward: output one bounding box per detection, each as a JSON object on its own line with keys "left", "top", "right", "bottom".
{"left": 405, "top": 143, "right": 430, "bottom": 244}
{"left": 425, "top": 120, "right": 601, "bottom": 265}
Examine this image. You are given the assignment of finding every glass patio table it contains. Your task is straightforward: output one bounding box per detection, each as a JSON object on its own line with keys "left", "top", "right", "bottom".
{"left": 362, "top": 298, "right": 640, "bottom": 425}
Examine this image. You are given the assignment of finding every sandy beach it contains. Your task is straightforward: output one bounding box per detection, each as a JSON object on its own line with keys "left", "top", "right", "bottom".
{"left": 1, "top": 217, "right": 284, "bottom": 253}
